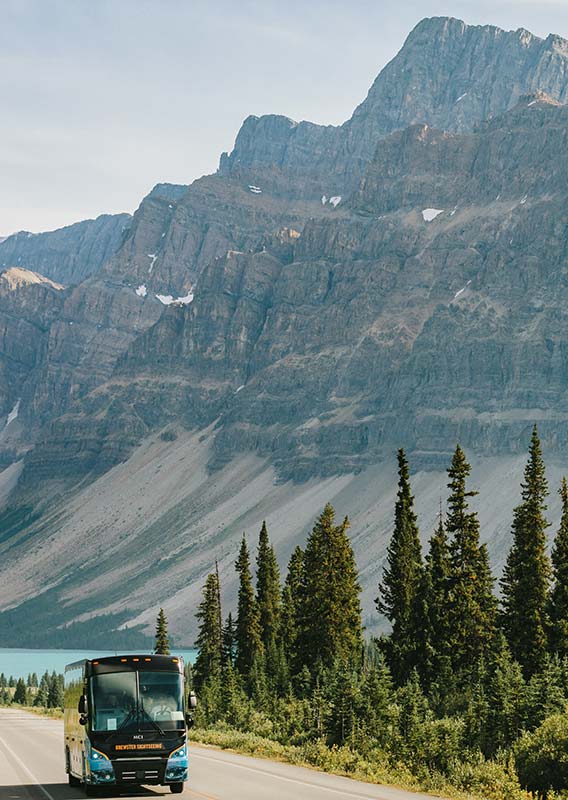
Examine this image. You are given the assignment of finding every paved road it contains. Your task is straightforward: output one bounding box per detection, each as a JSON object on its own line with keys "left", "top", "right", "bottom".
{"left": 0, "top": 709, "right": 435, "bottom": 800}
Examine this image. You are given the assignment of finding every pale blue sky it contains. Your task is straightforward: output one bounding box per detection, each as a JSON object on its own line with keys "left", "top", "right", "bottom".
{"left": 1, "top": 0, "right": 567, "bottom": 234}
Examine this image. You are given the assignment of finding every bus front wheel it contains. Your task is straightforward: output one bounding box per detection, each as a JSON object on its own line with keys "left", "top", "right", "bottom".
{"left": 169, "top": 783, "right": 184, "bottom": 794}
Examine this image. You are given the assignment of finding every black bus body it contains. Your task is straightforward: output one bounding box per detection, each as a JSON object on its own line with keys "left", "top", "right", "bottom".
{"left": 64, "top": 654, "right": 195, "bottom": 794}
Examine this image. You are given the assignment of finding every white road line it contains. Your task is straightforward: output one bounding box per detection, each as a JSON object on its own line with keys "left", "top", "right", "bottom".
{"left": 190, "top": 751, "right": 404, "bottom": 799}
{"left": 0, "top": 733, "right": 56, "bottom": 800}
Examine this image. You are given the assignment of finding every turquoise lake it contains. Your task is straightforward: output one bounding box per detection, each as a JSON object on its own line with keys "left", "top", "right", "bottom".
{"left": 0, "top": 648, "right": 197, "bottom": 680}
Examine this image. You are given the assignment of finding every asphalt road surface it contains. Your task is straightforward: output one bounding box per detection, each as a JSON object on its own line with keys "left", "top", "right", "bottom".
{"left": 0, "top": 708, "right": 436, "bottom": 800}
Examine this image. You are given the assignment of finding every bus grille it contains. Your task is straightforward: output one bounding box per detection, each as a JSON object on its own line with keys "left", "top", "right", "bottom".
{"left": 117, "top": 766, "right": 163, "bottom": 783}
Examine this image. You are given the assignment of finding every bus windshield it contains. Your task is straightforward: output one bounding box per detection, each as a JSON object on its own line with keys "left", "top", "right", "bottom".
{"left": 91, "top": 671, "right": 184, "bottom": 732}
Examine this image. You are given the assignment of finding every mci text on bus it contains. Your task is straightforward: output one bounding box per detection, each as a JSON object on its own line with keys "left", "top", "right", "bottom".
{"left": 64, "top": 654, "right": 197, "bottom": 794}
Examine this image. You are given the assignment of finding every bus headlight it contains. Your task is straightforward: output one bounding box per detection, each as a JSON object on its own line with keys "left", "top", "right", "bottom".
{"left": 86, "top": 745, "right": 115, "bottom": 784}
{"left": 169, "top": 745, "right": 187, "bottom": 760}
{"left": 165, "top": 744, "right": 188, "bottom": 782}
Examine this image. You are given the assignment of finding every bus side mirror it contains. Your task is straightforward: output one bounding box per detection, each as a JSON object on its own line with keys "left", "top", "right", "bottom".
{"left": 78, "top": 695, "right": 87, "bottom": 715}
{"left": 188, "top": 691, "right": 197, "bottom": 709}
{"left": 185, "top": 714, "right": 194, "bottom": 729}
{"left": 79, "top": 715, "right": 88, "bottom": 726}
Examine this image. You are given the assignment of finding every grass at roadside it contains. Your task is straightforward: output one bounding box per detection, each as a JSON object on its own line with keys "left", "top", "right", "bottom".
{"left": 2, "top": 707, "right": 554, "bottom": 800}
{"left": 190, "top": 726, "right": 535, "bottom": 800}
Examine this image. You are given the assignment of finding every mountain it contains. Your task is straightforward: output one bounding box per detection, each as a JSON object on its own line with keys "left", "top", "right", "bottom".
{"left": 219, "top": 17, "right": 568, "bottom": 197}
{"left": 0, "top": 212, "right": 132, "bottom": 285}
{"left": 1, "top": 17, "right": 568, "bottom": 645}
{"left": 0, "top": 269, "right": 65, "bottom": 447}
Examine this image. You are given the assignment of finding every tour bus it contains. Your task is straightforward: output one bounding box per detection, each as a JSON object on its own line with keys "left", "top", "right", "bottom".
{"left": 64, "top": 654, "right": 197, "bottom": 794}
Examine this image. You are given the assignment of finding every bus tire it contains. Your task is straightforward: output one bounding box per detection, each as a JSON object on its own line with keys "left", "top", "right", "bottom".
{"left": 84, "top": 786, "right": 98, "bottom": 797}
{"left": 169, "top": 783, "right": 184, "bottom": 794}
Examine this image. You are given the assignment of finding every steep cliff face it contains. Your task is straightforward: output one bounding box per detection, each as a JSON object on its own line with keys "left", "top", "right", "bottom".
{"left": 100, "top": 176, "right": 319, "bottom": 296}
{"left": 219, "top": 18, "right": 568, "bottom": 197}
{"left": 2, "top": 17, "right": 568, "bottom": 644}
{"left": 0, "top": 213, "right": 131, "bottom": 285}
{"left": 0, "top": 269, "right": 64, "bottom": 420}
{"left": 16, "top": 16, "right": 568, "bottom": 471}
{"left": 32, "top": 95, "right": 568, "bottom": 485}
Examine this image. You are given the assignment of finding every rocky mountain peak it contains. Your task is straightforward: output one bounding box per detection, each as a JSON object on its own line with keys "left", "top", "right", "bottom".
{"left": 3, "top": 15, "right": 568, "bottom": 646}
{"left": 0, "top": 267, "right": 64, "bottom": 292}
{"left": 546, "top": 32, "right": 568, "bottom": 55}
{"left": 219, "top": 17, "right": 568, "bottom": 201}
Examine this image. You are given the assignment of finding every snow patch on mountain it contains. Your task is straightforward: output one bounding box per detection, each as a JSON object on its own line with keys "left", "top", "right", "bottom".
{"left": 453, "top": 280, "right": 472, "bottom": 300}
{"left": 4, "top": 400, "right": 20, "bottom": 429}
{"left": 422, "top": 208, "right": 445, "bottom": 222}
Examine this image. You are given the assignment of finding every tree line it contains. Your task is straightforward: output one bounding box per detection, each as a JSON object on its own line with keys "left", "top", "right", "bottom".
{"left": 181, "top": 426, "right": 568, "bottom": 799}
{"left": 0, "top": 670, "right": 63, "bottom": 708}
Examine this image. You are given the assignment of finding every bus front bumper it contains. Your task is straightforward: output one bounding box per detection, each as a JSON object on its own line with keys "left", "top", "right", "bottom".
{"left": 102, "top": 757, "right": 188, "bottom": 786}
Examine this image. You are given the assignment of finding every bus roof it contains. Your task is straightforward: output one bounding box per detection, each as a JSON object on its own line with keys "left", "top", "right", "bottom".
{"left": 65, "top": 654, "right": 184, "bottom": 675}
{"left": 64, "top": 659, "right": 87, "bottom": 673}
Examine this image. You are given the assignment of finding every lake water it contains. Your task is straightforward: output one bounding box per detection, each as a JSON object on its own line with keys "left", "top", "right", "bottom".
{"left": 0, "top": 648, "right": 197, "bottom": 680}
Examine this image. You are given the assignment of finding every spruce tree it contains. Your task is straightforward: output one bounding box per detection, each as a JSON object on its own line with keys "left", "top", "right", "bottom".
{"left": 524, "top": 653, "right": 566, "bottom": 728}
{"left": 235, "top": 535, "right": 263, "bottom": 679}
{"left": 34, "top": 672, "right": 49, "bottom": 707}
{"left": 549, "top": 477, "right": 568, "bottom": 656}
{"left": 154, "top": 608, "right": 170, "bottom": 655}
{"left": 256, "top": 521, "right": 281, "bottom": 650}
{"left": 297, "top": 504, "right": 362, "bottom": 670}
{"left": 13, "top": 678, "right": 26, "bottom": 704}
{"left": 421, "top": 507, "right": 453, "bottom": 696}
{"left": 377, "top": 449, "right": 424, "bottom": 684}
{"left": 280, "top": 546, "right": 304, "bottom": 670}
{"left": 501, "top": 426, "right": 551, "bottom": 675}
{"left": 222, "top": 613, "right": 237, "bottom": 666}
{"left": 484, "top": 634, "right": 527, "bottom": 754}
{"left": 47, "top": 672, "right": 64, "bottom": 709}
{"left": 360, "top": 657, "right": 394, "bottom": 747}
{"left": 446, "top": 445, "right": 497, "bottom": 674}
{"left": 193, "top": 571, "right": 223, "bottom": 689}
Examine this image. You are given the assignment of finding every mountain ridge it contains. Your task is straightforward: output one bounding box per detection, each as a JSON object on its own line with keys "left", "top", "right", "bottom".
{"left": 1, "top": 15, "right": 568, "bottom": 644}
{"left": 0, "top": 212, "right": 132, "bottom": 286}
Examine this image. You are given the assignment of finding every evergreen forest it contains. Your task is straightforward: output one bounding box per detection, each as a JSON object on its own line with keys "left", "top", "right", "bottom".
{"left": 189, "top": 428, "right": 568, "bottom": 800}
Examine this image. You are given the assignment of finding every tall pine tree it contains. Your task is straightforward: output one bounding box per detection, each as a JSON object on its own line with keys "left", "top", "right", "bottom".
{"left": 235, "top": 535, "right": 263, "bottom": 679}
{"left": 446, "top": 445, "right": 497, "bottom": 674}
{"left": 420, "top": 505, "right": 453, "bottom": 696}
{"left": 297, "top": 504, "right": 362, "bottom": 669}
{"left": 154, "top": 608, "right": 170, "bottom": 655}
{"left": 549, "top": 477, "right": 568, "bottom": 656}
{"left": 501, "top": 426, "right": 551, "bottom": 675}
{"left": 193, "top": 571, "right": 223, "bottom": 689}
{"left": 13, "top": 678, "right": 26, "bottom": 704}
{"left": 377, "top": 449, "right": 424, "bottom": 684}
{"left": 222, "top": 613, "right": 237, "bottom": 666}
{"left": 280, "top": 546, "right": 304, "bottom": 671}
{"left": 256, "top": 521, "right": 281, "bottom": 650}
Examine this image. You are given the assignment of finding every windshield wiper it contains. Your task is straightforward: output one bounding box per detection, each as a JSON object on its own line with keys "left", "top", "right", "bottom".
{"left": 108, "top": 706, "right": 137, "bottom": 739}
{"left": 139, "top": 700, "right": 166, "bottom": 737}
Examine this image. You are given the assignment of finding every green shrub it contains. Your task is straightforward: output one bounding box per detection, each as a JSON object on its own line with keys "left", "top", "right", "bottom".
{"left": 515, "top": 713, "right": 568, "bottom": 798}
{"left": 447, "top": 754, "right": 527, "bottom": 800}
